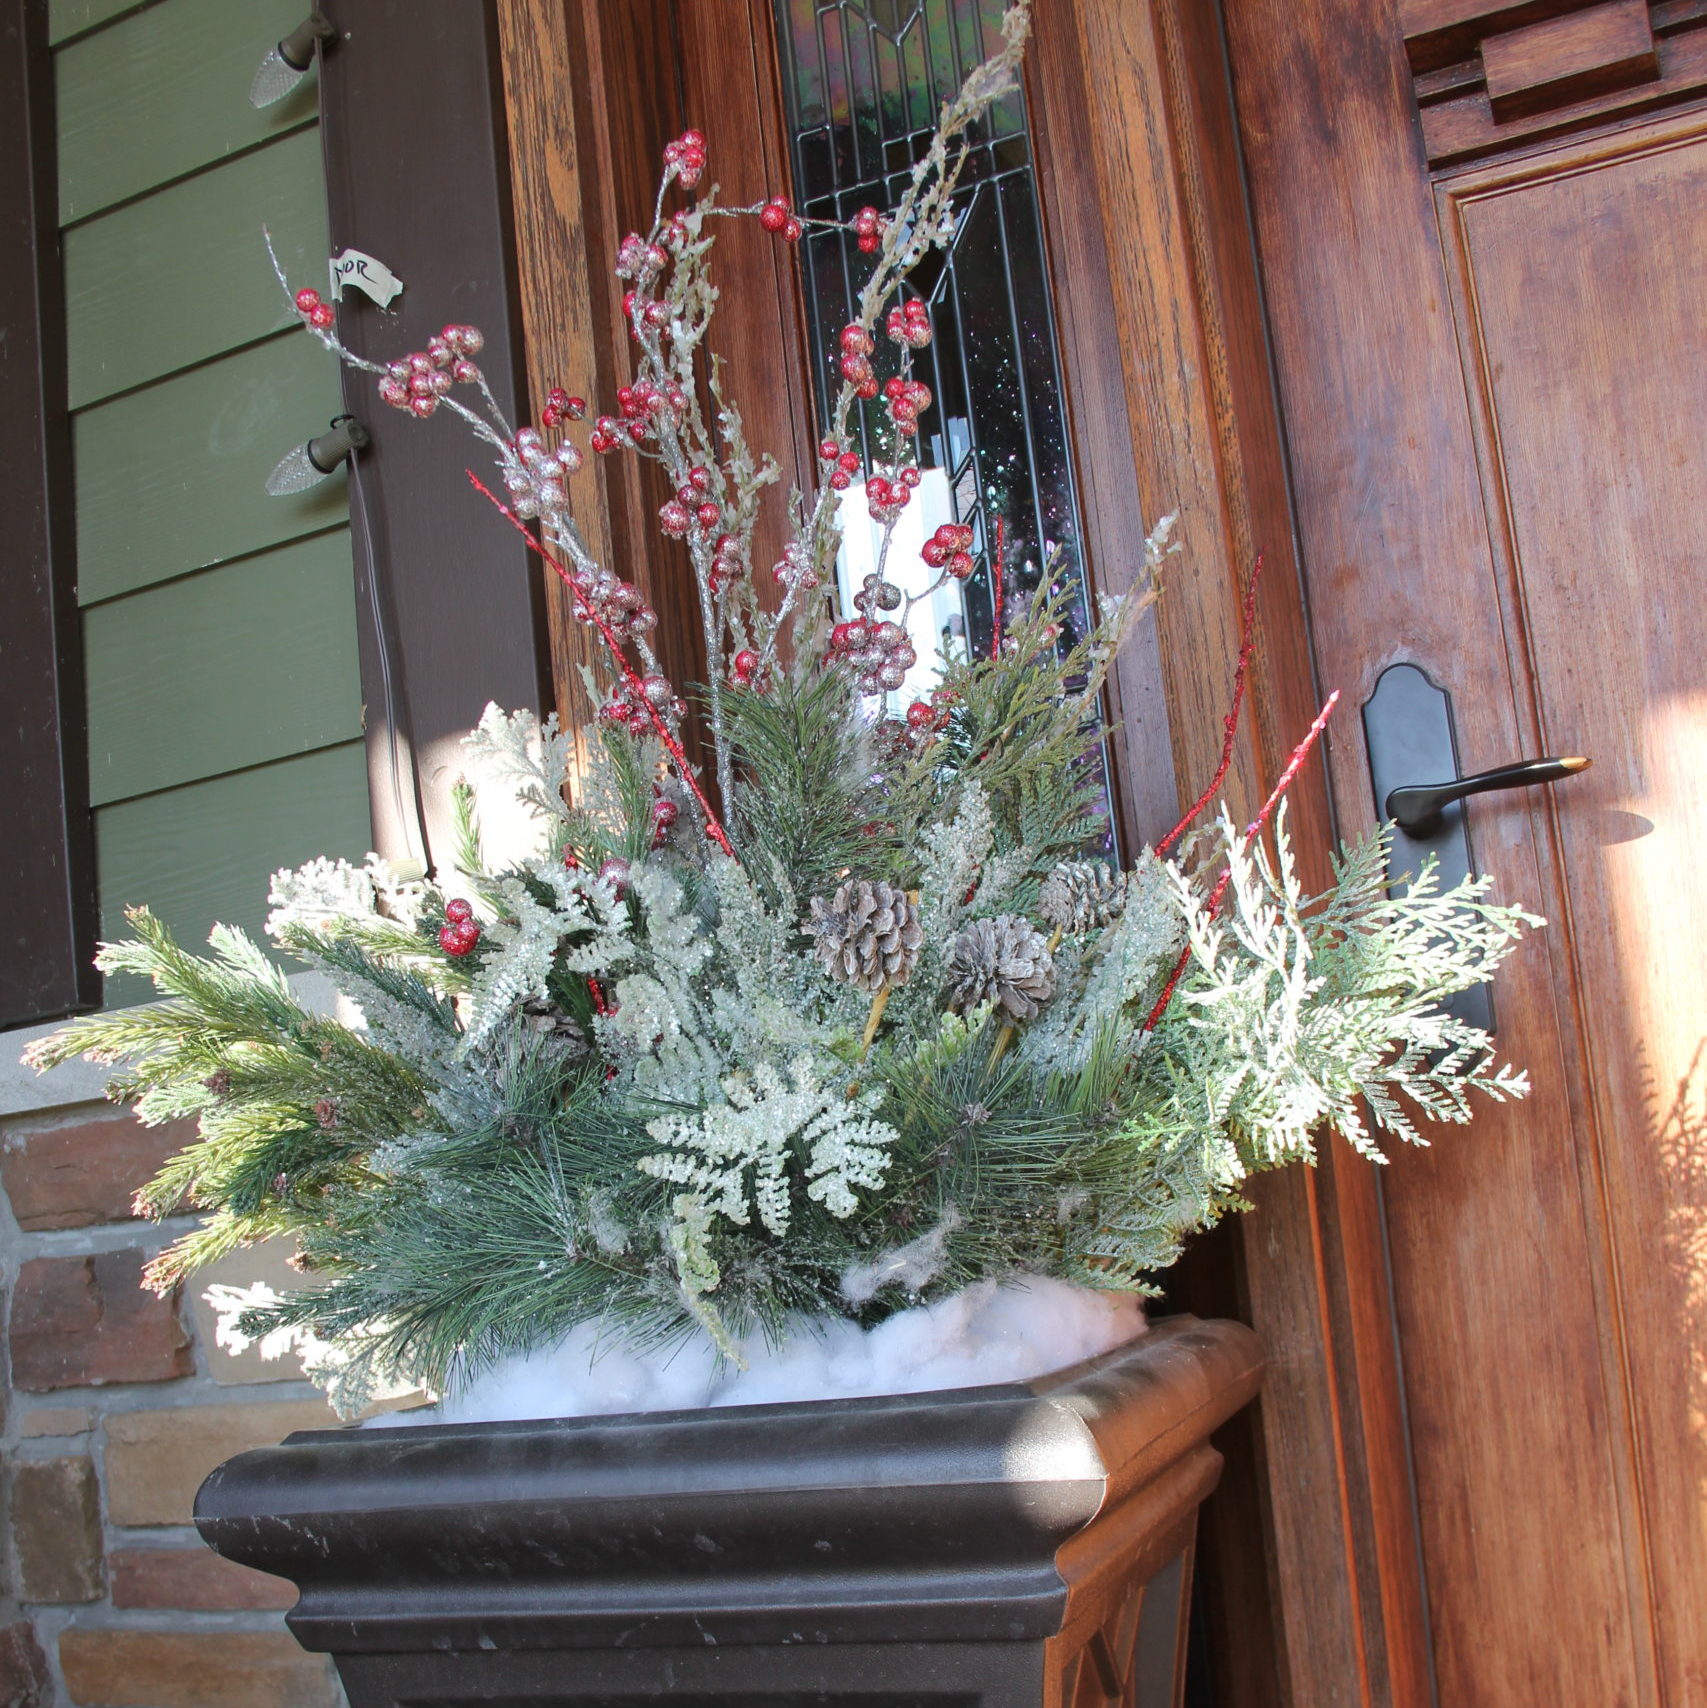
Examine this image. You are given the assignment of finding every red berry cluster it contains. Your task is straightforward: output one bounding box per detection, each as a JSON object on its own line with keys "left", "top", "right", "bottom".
{"left": 662, "top": 129, "right": 707, "bottom": 188}
{"left": 866, "top": 466, "right": 921, "bottom": 523}
{"left": 540, "top": 387, "right": 586, "bottom": 428}
{"left": 829, "top": 615, "right": 918, "bottom": 694}
{"left": 818, "top": 438, "right": 864, "bottom": 492}
{"left": 502, "top": 425, "right": 582, "bottom": 526}
{"left": 851, "top": 205, "right": 884, "bottom": 254}
{"left": 837, "top": 323, "right": 881, "bottom": 400}
{"left": 708, "top": 532, "right": 744, "bottom": 595}
{"left": 438, "top": 898, "right": 481, "bottom": 957}
{"left": 886, "top": 298, "right": 933, "bottom": 348}
{"left": 615, "top": 232, "right": 670, "bottom": 280}
{"left": 294, "top": 286, "right": 336, "bottom": 331}
{"left": 730, "top": 647, "right": 762, "bottom": 688}
{"left": 375, "top": 325, "right": 485, "bottom": 421}
{"left": 922, "top": 520, "right": 976, "bottom": 580}
{"left": 658, "top": 466, "right": 723, "bottom": 540}
{"left": 649, "top": 793, "right": 681, "bottom": 849}
{"left": 769, "top": 540, "right": 821, "bottom": 593}
{"left": 598, "top": 674, "right": 685, "bottom": 735}
{"left": 758, "top": 197, "right": 803, "bottom": 241}
{"left": 884, "top": 375, "right": 932, "bottom": 439}
{"left": 905, "top": 689, "right": 957, "bottom": 733}
{"left": 565, "top": 562, "right": 658, "bottom": 645}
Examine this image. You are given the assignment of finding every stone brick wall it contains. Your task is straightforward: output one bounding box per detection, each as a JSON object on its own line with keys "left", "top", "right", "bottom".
{"left": 2, "top": 1006, "right": 351, "bottom": 1708}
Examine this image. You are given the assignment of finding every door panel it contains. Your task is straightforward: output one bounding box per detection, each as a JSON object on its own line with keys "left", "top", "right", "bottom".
{"left": 1221, "top": 0, "right": 1706, "bottom": 1700}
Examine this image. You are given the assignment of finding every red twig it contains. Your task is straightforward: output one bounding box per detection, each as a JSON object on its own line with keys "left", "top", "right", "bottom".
{"left": 1156, "top": 555, "right": 1265, "bottom": 856}
{"left": 1142, "top": 690, "right": 1339, "bottom": 1034}
{"left": 467, "top": 472, "right": 734, "bottom": 857}
{"left": 990, "top": 515, "right": 1005, "bottom": 662}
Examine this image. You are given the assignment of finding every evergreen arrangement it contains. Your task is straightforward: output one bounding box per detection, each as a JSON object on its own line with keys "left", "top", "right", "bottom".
{"left": 28, "top": 6, "right": 1537, "bottom": 1415}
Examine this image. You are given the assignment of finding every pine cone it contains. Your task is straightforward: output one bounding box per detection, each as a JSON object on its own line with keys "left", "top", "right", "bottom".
{"left": 945, "top": 914, "right": 1057, "bottom": 1021}
{"left": 521, "top": 1000, "right": 589, "bottom": 1060}
{"left": 1038, "top": 860, "right": 1127, "bottom": 936}
{"left": 805, "top": 880, "right": 924, "bottom": 992}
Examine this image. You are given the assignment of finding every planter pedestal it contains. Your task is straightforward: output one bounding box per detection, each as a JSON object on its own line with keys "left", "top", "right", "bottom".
{"left": 196, "top": 1313, "right": 1262, "bottom": 1706}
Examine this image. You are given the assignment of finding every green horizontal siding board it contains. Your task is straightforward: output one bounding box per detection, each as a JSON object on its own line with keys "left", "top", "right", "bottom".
{"left": 75, "top": 334, "right": 348, "bottom": 605}
{"left": 57, "top": 0, "right": 320, "bottom": 223}
{"left": 49, "top": 0, "right": 152, "bottom": 47}
{"left": 95, "top": 740, "right": 372, "bottom": 1007}
{"left": 85, "top": 530, "right": 362, "bottom": 807}
{"left": 66, "top": 129, "right": 329, "bottom": 409}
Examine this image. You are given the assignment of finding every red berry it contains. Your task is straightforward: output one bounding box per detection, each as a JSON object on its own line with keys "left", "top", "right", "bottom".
{"left": 857, "top": 233, "right": 880, "bottom": 253}
{"left": 905, "top": 700, "right": 934, "bottom": 729}
{"left": 783, "top": 218, "right": 803, "bottom": 242}
{"left": 759, "top": 199, "right": 789, "bottom": 232}
{"left": 409, "top": 396, "right": 437, "bottom": 420}
{"left": 947, "top": 551, "right": 975, "bottom": 579}
{"left": 922, "top": 539, "right": 949, "bottom": 568}
{"left": 837, "top": 451, "right": 862, "bottom": 474}
{"left": 652, "top": 797, "right": 679, "bottom": 828}
{"left": 732, "top": 648, "right": 759, "bottom": 680}
{"left": 445, "top": 898, "right": 474, "bottom": 924}
{"left": 695, "top": 501, "right": 720, "bottom": 530}
{"left": 294, "top": 287, "right": 322, "bottom": 313}
{"left": 830, "top": 469, "right": 852, "bottom": 491}
{"left": 308, "top": 303, "right": 336, "bottom": 330}
{"left": 439, "top": 920, "right": 480, "bottom": 956}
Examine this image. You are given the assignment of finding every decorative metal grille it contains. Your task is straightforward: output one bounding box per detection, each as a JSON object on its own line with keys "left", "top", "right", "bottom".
{"left": 773, "top": 0, "right": 1099, "bottom": 691}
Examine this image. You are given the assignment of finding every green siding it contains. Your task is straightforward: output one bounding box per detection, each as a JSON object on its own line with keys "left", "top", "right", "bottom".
{"left": 75, "top": 334, "right": 350, "bottom": 605}
{"left": 49, "top": 0, "right": 153, "bottom": 48}
{"left": 65, "top": 128, "right": 329, "bottom": 408}
{"left": 57, "top": 0, "right": 317, "bottom": 223}
{"left": 95, "top": 742, "right": 373, "bottom": 1006}
{"left": 85, "top": 529, "right": 363, "bottom": 806}
{"left": 60, "top": 0, "right": 371, "bottom": 1008}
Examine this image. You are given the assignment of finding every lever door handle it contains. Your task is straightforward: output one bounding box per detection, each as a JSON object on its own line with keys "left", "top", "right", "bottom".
{"left": 1360, "top": 662, "right": 1590, "bottom": 1036}
{"left": 1386, "top": 755, "right": 1590, "bottom": 838}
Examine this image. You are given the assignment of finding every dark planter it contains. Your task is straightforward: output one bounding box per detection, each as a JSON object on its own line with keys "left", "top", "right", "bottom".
{"left": 196, "top": 1313, "right": 1262, "bottom": 1706}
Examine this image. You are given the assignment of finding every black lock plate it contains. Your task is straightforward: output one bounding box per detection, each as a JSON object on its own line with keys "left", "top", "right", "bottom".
{"left": 1360, "top": 662, "right": 1494, "bottom": 1034}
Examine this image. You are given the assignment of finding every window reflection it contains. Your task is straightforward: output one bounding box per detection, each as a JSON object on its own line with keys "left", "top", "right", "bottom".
{"left": 774, "top": 0, "right": 1112, "bottom": 841}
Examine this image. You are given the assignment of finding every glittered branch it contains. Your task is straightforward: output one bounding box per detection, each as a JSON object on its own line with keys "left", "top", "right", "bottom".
{"left": 1142, "top": 690, "right": 1339, "bottom": 1034}
{"left": 1156, "top": 554, "right": 1265, "bottom": 857}
{"left": 468, "top": 472, "right": 734, "bottom": 857}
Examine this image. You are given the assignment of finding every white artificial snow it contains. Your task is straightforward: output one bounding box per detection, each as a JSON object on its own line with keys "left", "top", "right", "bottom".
{"left": 378, "top": 1276, "right": 1145, "bottom": 1427}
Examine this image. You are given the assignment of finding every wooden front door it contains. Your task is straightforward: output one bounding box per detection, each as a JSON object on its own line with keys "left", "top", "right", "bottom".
{"left": 1217, "top": 1, "right": 1707, "bottom": 1701}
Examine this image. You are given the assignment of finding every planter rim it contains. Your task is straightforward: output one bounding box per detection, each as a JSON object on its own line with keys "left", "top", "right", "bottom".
{"left": 195, "top": 1313, "right": 1262, "bottom": 1654}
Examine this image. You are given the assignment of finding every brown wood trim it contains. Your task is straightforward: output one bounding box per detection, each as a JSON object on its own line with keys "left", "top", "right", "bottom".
{"left": 494, "top": 0, "right": 814, "bottom": 771}
{"left": 316, "top": 0, "right": 551, "bottom": 868}
{"left": 0, "top": 0, "right": 100, "bottom": 1029}
{"left": 1030, "top": 4, "right": 1435, "bottom": 1704}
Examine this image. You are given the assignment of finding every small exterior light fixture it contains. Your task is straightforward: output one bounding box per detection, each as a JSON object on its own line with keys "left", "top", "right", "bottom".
{"left": 265, "top": 414, "right": 370, "bottom": 496}
{"left": 250, "top": 12, "right": 336, "bottom": 109}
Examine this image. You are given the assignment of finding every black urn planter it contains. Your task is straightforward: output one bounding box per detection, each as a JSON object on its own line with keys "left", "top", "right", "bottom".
{"left": 196, "top": 1314, "right": 1262, "bottom": 1707}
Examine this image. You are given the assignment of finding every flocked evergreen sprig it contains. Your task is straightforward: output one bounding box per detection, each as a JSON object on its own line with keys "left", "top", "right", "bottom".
{"left": 27, "top": 5, "right": 1541, "bottom": 1415}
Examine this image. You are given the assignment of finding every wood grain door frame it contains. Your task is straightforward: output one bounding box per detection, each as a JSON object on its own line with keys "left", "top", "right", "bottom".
{"left": 0, "top": 0, "right": 100, "bottom": 1030}
{"left": 495, "top": 6, "right": 1423, "bottom": 1704}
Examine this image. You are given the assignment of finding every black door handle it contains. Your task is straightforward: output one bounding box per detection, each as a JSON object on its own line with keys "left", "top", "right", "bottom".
{"left": 1360, "top": 662, "right": 1591, "bottom": 1035}
{"left": 1386, "top": 755, "right": 1590, "bottom": 838}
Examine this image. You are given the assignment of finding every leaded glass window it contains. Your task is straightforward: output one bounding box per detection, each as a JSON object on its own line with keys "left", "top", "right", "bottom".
{"left": 773, "top": 0, "right": 1096, "bottom": 692}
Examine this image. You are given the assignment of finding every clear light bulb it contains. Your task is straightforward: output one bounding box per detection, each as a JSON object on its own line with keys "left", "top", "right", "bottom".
{"left": 264, "top": 443, "right": 325, "bottom": 496}
{"left": 249, "top": 46, "right": 308, "bottom": 110}
{"left": 249, "top": 14, "right": 333, "bottom": 109}
{"left": 265, "top": 416, "right": 370, "bottom": 496}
